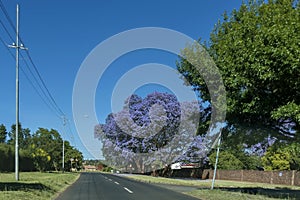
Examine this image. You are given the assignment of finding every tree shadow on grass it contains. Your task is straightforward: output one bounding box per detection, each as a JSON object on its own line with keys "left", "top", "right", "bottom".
{"left": 0, "top": 182, "right": 52, "bottom": 192}
{"left": 206, "top": 187, "right": 300, "bottom": 199}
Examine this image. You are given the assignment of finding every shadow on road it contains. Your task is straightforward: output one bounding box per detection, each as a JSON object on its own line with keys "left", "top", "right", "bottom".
{"left": 200, "top": 186, "right": 300, "bottom": 199}
{"left": 0, "top": 182, "right": 51, "bottom": 192}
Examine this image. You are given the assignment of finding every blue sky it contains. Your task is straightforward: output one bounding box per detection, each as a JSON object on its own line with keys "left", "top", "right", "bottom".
{"left": 0, "top": 0, "right": 243, "bottom": 159}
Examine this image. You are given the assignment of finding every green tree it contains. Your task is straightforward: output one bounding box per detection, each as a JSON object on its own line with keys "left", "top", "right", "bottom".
{"left": 208, "top": 144, "right": 262, "bottom": 170}
{"left": 8, "top": 124, "right": 31, "bottom": 149}
{"left": 30, "top": 144, "right": 51, "bottom": 172}
{"left": 262, "top": 142, "right": 300, "bottom": 170}
{"left": 30, "top": 128, "right": 83, "bottom": 172}
{"left": 19, "top": 148, "right": 35, "bottom": 172}
{"left": 209, "top": 149, "right": 244, "bottom": 170}
{"left": 177, "top": 0, "right": 300, "bottom": 140}
{"left": 0, "top": 124, "right": 7, "bottom": 143}
{"left": 31, "top": 128, "right": 63, "bottom": 171}
{"left": 64, "top": 140, "right": 83, "bottom": 171}
{"left": 0, "top": 143, "right": 14, "bottom": 172}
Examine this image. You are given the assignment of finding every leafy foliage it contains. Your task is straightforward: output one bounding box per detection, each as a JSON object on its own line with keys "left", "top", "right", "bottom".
{"left": 95, "top": 92, "right": 205, "bottom": 173}
{"left": 209, "top": 150, "right": 244, "bottom": 170}
{"left": 30, "top": 128, "right": 83, "bottom": 171}
{"left": 177, "top": 0, "right": 300, "bottom": 170}
{"left": 262, "top": 142, "right": 300, "bottom": 170}
{"left": 0, "top": 143, "right": 14, "bottom": 172}
{"left": 177, "top": 0, "right": 300, "bottom": 138}
{"left": 8, "top": 124, "right": 31, "bottom": 149}
{"left": 0, "top": 123, "right": 82, "bottom": 172}
{"left": 31, "top": 128, "right": 62, "bottom": 171}
{"left": 31, "top": 144, "right": 51, "bottom": 172}
{"left": 0, "top": 124, "right": 7, "bottom": 143}
{"left": 208, "top": 144, "right": 263, "bottom": 170}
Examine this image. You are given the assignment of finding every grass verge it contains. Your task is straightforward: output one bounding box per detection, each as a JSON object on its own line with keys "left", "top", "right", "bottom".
{"left": 0, "top": 172, "right": 80, "bottom": 200}
{"left": 123, "top": 174, "right": 300, "bottom": 200}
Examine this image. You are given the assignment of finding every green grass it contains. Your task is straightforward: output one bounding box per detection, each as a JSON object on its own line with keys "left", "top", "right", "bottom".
{"left": 186, "top": 189, "right": 278, "bottom": 200}
{"left": 0, "top": 172, "right": 80, "bottom": 200}
{"left": 124, "top": 174, "right": 300, "bottom": 200}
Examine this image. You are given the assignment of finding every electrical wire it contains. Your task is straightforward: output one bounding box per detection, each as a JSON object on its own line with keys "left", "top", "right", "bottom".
{"left": 24, "top": 50, "right": 66, "bottom": 116}
{"left": 0, "top": 0, "right": 17, "bottom": 35}
{"left": 1, "top": 34, "right": 62, "bottom": 119}
{"left": 19, "top": 51, "right": 64, "bottom": 117}
{"left": 0, "top": 18, "right": 14, "bottom": 42}
{"left": 66, "top": 119, "right": 76, "bottom": 148}
{"left": 0, "top": 35, "right": 14, "bottom": 59}
{"left": 0, "top": 1, "right": 74, "bottom": 139}
{"left": 0, "top": 0, "right": 66, "bottom": 117}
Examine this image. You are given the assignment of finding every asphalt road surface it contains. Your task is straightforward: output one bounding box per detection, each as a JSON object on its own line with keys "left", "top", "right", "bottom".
{"left": 56, "top": 172, "right": 199, "bottom": 200}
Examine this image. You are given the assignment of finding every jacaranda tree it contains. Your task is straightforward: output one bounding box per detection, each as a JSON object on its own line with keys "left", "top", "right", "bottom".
{"left": 95, "top": 92, "right": 210, "bottom": 173}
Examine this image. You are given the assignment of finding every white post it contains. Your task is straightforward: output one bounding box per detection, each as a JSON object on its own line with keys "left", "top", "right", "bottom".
{"left": 8, "top": 4, "right": 28, "bottom": 181}
{"left": 211, "top": 134, "right": 221, "bottom": 190}
{"left": 62, "top": 139, "right": 65, "bottom": 172}
{"left": 15, "top": 4, "right": 20, "bottom": 181}
{"left": 62, "top": 116, "right": 66, "bottom": 172}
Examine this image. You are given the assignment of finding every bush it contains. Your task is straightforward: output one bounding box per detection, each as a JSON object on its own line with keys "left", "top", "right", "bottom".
{"left": 0, "top": 144, "right": 14, "bottom": 172}
{"left": 209, "top": 150, "right": 244, "bottom": 170}
{"left": 0, "top": 143, "right": 36, "bottom": 172}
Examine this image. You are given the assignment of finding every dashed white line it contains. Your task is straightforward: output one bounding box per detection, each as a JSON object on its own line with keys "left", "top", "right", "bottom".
{"left": 103, "top": 175, "right": 132, "bottom": 194}
{"left": 123, "top": 187, "right": 133, "bottom": 194}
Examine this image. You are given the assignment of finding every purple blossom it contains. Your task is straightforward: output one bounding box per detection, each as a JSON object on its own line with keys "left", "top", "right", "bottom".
{"left": 245, "top": 135, "right": 277, "bottom": 157}
{"left": 95, "top": 92, "right": 207, "bottom": 173}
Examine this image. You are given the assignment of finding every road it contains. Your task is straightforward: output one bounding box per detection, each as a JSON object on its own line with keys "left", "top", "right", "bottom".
{"left": 55, "top": 172, "right": 199, "bottom": 200}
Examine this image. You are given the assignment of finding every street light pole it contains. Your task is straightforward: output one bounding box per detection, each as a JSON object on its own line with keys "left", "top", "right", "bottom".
{"left": 8, "top": 4, "right": 27, "bottom": 181}
{"left": 211, "top": 134, "right": 221, "bottom": 190}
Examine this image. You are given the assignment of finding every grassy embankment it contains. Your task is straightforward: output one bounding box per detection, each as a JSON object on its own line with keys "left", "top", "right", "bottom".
{"left": 124, "top": 174, "right": 300, "bottom": 200}
{"left": 0, "top": 172, "right": 79, "bottom": 200}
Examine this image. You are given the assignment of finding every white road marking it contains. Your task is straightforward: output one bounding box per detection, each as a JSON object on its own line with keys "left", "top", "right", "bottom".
{"left": 108, "top": 179, "right": 112, "bottom": 181}
{"left": 114, "top": 181, "right": 120, "bottom": 185}
{"left": 123, "top": 187, "right": 133, "bottom": 194}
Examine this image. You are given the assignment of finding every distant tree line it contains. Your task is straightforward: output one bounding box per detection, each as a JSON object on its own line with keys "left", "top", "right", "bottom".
{"left": 0, "top": 123, "right": 83, "bottom": 172}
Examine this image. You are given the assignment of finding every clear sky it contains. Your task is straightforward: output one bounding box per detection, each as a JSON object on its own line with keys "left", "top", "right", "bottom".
{"left": 0, "top": 0, "right": 243, "bottom": 159}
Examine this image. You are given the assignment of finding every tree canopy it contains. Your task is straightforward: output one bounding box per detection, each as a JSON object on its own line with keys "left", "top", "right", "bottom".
{"left": 176, "top": 0, "right": 300, "bottom": 171}
{"left": 0, "top": 123, "right": 82, "bottom": 172}
{"left": 0, "top": 124, "right": 7, "bottom": 143}
{"left": 262, "top": 142, "right": 300, "bottom": 170}
{"left": 177, "top": 0, "right": 300, "bottom": 141}
{"left": 95, "top": 92, "right": 205, "bottom": 173}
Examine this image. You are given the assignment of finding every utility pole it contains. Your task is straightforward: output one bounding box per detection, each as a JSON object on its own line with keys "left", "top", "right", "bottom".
{"left": 62, "top": 116, "right": 66, "bottom": 172}
{"left": 8, "top": 4, "right": 27, "bottom": 181}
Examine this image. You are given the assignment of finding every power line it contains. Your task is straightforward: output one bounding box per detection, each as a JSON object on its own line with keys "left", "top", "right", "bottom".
{"left": 66, "top": 118, "right": 76, "bottom": 147}
{"left": 0, "top": 2, "right": 76, "bottom": 151}
{"left": 0, "top": 35, "right": 62, "bottom": 118}
{"left": 0, "top": 38, "right": 63, "bottom": 118}
{"left": 0, "top": 0, "right": 17, "bottom": 35}
{"left": 19, "top": 51, "right": 64, "bottom": 117}
{"left": 20, "top": 66, "right": 62, "bottom": 119}
{"left": 0, "top": 0, "right": 65, "bottom": 118}
{"left": 0, "top": 18, "right": 14, "bottom": 42}
{"left": 25, "top": 50, "right": 66, "bottom": 116}
{"left": 0, "top": 35, "right": 15, "bottom": 58}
